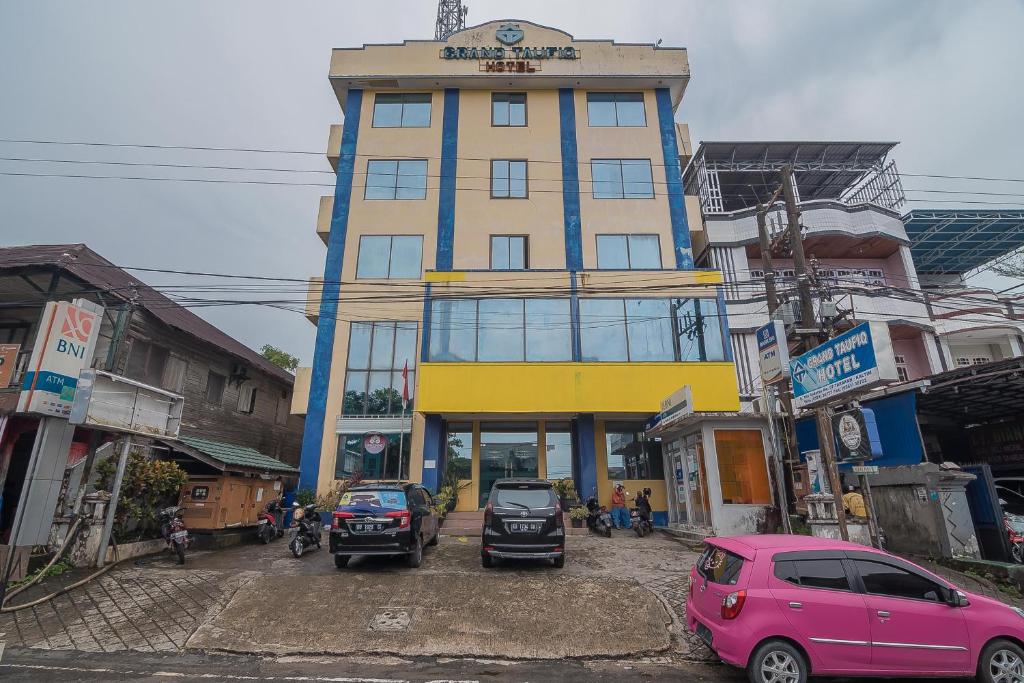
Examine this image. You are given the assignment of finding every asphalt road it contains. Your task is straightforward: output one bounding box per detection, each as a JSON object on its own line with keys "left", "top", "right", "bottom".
{"left": 0, "top": 646, "right": 742, "bottom": 682}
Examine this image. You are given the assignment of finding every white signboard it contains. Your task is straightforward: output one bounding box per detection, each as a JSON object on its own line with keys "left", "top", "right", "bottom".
{"left": 756, "top": 320, "right": 790, "bottom": 384}
{"left": 70, "top": 370, "right": 184, "bottom": 438}
{"left": 18, "top": 299, "right": 104, "bottom": 417}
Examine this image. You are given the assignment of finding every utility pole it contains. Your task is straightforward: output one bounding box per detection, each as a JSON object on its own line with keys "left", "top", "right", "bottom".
{"left": 435, "top": 0, "right": 468, "bottom": 41}
{"left": 783, "top": 164, "right": 849, "bottom": 541}
{"left": 756, "top": 204, "right": 779, "bottom": 314}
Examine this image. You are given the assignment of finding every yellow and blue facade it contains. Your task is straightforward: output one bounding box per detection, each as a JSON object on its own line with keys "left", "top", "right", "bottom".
{"left": 294, "top": 20, "right": 740, "bottom": 521}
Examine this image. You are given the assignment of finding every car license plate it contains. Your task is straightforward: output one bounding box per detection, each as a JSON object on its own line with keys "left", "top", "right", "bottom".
{"left": 171, "top": 531, "right": 188, "bottom": 541}
{"left": 509, "top": 522, "right": 540, "bottom": 533}
{"left": 696, "top": 621, "right": 713, "bottom": 647}
{"left": 353, "top": 523, "right": 384, "bottom": 533}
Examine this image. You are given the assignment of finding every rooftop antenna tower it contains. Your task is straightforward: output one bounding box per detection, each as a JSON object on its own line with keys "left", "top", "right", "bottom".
{"left": 435, "top": 0, "right": 468, "bottom": 41}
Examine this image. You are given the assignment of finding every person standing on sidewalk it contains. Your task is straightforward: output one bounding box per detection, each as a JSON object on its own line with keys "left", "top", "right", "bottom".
{"left": 611, "top": 482, "right": 630, "bottom": 529}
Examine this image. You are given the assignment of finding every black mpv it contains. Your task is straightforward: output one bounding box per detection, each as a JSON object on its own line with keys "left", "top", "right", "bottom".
{"left": 330, "top": 482, "right": 439, "bottom": 569}
{"left": 481, "top": 479, "right": 565, "bottom": 568}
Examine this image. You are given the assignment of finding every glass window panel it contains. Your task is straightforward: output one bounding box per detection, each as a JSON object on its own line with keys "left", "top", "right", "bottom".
{"left": 794, "top": 560, "right": 851, "bottom": 592}
{"left": 491, "top": 236, "right": 510, "bottom": 269}
{"left": 395, "top": 159, "right": 428, "bottom": 199}
{"left": 356, "top": 236, "right": 391, "bottom": 278}
{"left": 492, "top": 96, "right": 510, "bottom": 126}
{"left": 525, "top": 299, "right": 572, "bottom": 361}
{"left": 477, "top": 299, "right": 524, "bottom": 361}
{"left": 446, "top": 424, "right": 473, "bottom": 480}
{"left": 621, "top": 159, "right": 654, "bottom": 198}
{"left": 372, "top": 94, "right": 403, "bottom": 127}
{"left": 342, "top": 371, "right": 367, "bottom": 416}
{"left": 365, "top": 160, "right": 398, "bottom": 199}
{"left": 700, "top": 299, "right": 726, "bottom": 361}
{"left": 605, "top": 423, "right": 663, "bottom": 480}
{"left": 625, "top": 299, "right": 674, "bottom": 361}
{"left": 586, "top": 93, "right": 617, "bottom": 126}
{"left": 591, "top": 160, "right": 623, "bottom": 198}
{"left": 855, "top": 560, "right": 942, "bottom": 602}
{"left": 401, "top": 94, "right": 432, "bottom": 127}
{"left": 509, "top": 160, "right": 527, "bottom": 197}
{"left": 429, "top": 299, "right": 477, "bottom": 361}
{"left": 509, "top": 236, "right": 526, "bottom": 269}
{"left": 391, "top": 370, "right": 414, "bottom": 407}
{"left": 388, "top": 236, "right": 423, "bottom": 279}
{"left": 713, "top": 430, "right": 771, "bottom": 504}
{"left": 676, "top": 298, "right": 725, "bottom": 362}
{"left": 628, "top": 235, "right": 661, "bottom": 268}
{"left": 347, "top": 322, "right": 372, "bottom": 370}
{"left": 366, "top": 371, "right": 393, "bottom": 414}
{"left": 614, "top": 93, "right": 647, "bottom": 126}
{"left": 508, "top": 93, "right": 526, "bottom": 126}
{"left": 491, "top": 160, "right": 510, "bottom": 197}
{"left": 393, "top": 322, "right": 417, "bottom": 370}
{"left": 335, "top": 434, "right": 363, "bottom": 479}
{"left": 579, "top": 299, "right": 627, "bottom": 361}
{"left": 545, "top": 423, "right": 573, "bottom": 481}
{"left": 596, "top": 235, "right": 629, "bottom": 269}
{"left": 369, "top": 322, "right": 395, "bottom": 369}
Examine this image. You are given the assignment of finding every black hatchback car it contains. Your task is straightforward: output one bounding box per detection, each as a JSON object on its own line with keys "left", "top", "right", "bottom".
{"left": 481, "top": 479, "right": 565, "bottom": 568}
{"left": 330, "top": 482, "right": 439, "bottom": 569}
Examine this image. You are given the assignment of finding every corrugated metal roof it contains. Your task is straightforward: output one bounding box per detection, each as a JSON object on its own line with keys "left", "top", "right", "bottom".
{"left": 904, "top": 209, "right": 1024, "bottom": 275}
{"left": 178, "top": 436, "right": 299, "bottom": 474}
{"left": 0, "top": 244, "right": 294, "bottom": 384}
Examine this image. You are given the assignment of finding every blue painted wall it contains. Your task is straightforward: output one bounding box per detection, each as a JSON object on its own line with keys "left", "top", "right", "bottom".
{"left": 297, "top": 89, "right": 363, "bottom": 491}
{"left": 559, "top": 88, "right": 583, "bottom": 271}
{"left": 435, "top": 89, "right": 460, "bottom": 271}
{"left": 576, "top": 414, "right": 598, "bottom": 500}
{"left": 421, "top": 415, "right": 444, "bottom": 493}
{"left": 655, "top": 88, "right": 694, "bottom": 270}
{"left": 795, "top": 392, "right": 924, "bottom": 469}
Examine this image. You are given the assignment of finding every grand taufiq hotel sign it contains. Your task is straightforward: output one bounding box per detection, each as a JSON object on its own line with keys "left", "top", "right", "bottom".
{"left": 441, "top": 23, "right": 580, "bottom": 72}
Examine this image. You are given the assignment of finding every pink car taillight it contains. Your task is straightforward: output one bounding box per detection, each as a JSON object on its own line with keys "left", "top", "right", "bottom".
{"left": 721, "top": 590, "right": 746, "bottom": 620}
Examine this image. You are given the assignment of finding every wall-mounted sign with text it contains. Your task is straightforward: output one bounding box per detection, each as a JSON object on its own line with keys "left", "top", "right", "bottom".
{"left": 441, "top": 23, "right": 581, "bottom": 72}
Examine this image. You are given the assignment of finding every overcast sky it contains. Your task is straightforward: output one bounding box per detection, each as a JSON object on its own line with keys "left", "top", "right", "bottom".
{"left": 2, "top": 0, "right": 1023, "bottom": 365}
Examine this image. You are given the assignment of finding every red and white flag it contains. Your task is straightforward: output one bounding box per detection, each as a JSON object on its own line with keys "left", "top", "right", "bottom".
{"left": 401, "top": 360, "right": 409, "bottom": 406}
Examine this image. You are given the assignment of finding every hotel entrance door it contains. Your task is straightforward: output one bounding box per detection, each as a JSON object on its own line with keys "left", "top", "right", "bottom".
{"left": 478, "top": 424, "right": 538, "bottom": 508}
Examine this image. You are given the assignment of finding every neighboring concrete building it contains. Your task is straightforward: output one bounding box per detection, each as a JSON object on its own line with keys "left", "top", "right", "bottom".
{"left": 294, "top": 20, "right": 742, "bottom": 522}
{"left": 0, "top": 243, "right": 304, "bottom": 543}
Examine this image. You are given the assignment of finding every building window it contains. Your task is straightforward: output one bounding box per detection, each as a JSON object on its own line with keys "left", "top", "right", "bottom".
{"left": 364, "top": 159, "right": 428, "bottom": 200}
{"left": 545, "top": 422, "right": 573, "bottom": 481}
{"left": 490, "top": 235, "right": 528, "bottom": 270}
{"left": 578, "top": 297, "right": 726, "bottom": 362}
{"left": 605, "top": 423, "right": 664, "bottom": 480}
{"left": 343, "top": 321, "right": 417, "bottom": 416}
{"left": 372, "top": 93, "right": 432, "bottom": 128}
{"left": 446, "top": 423, "right": 473, "bottom": 480}
{"left": 161, "top": 355, "right": 188, "bottom": 393}
{"left": 491, "top": 159, "right": 528, "bottom": 198}
{"left": 125, "top": 340, "right": 169, "bottom": 387}
{"left": 586, "top": 92, "right": 646, "bottom": 127}
{"left": 713, "top": 429, "right": 771, "bottom": 504}
{"left": 237, "top": 383, "right": 257, "bottom": 414}
{"left": 492, "top": 92, "right": 526, "bottom": 126}
{"left": 336, "top": 432, "right": 410, "bottom": 480}
{"left": 276, "top": 391, "right": 290, "bottom": 425}
{"left": 356, "top": 235, "right": 423, "bottom": 279}
{"left": 205, "top": 371, "right": 226, "bottom": 404}
{"left": 596, "top": 234, "right": 661, "bottom": 269}
{"left": 894, "top": 354, "right": 909, "bottom": 382}
{"left": 428, "top": 298, "right": 572, "bottom": 362}
{"left": 591, "top": 159, "right": 654, "bottom": 199}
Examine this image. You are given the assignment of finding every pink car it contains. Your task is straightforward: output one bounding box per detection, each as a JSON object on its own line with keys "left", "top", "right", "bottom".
{"left": 686, "top": 535, "right": 1024, "bottom": 683}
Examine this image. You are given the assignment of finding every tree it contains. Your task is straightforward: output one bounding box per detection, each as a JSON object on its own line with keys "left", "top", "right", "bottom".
{"left": 261, "top": 344, "right": 299, "bottom": 372}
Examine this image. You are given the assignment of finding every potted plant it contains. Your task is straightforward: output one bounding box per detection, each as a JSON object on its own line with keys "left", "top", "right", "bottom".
{"left": 552, "top": 478, "right": 579, "bottom": 510}
{"left": 569, "top": 506, "right": 587, "bottom": 528}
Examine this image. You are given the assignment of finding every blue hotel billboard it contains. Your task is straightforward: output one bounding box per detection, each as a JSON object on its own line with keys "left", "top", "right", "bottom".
{"left": 789, "top": 322, "right": 900, "bottom": 408}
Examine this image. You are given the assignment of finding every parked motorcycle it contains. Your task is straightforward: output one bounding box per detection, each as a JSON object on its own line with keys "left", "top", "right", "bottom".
{"left": 630, "top": 507, "right": 654, "bottom": 537}
{"left": 159, "top": 506, "right": 191, "bottom": 564}
{"left": 289, "top": 502, "right": 322, "bottom": 558}
{"left": 585, "top": 496, "right": 612, "bottom": 537}
{"left": 1006, "top": 513, "right": 1024, "bottom": 563}
{"left": 257, "top": 499, "right": 284, "bottom": 544}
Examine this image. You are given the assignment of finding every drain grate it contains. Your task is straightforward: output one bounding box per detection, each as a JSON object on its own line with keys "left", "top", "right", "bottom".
{"left": 368, "top": 609, "right": 412, "bottom": 631}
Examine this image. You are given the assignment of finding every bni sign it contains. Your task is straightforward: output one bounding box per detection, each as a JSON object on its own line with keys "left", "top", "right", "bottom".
{"left": 756, "top": 320, "right": 790, "bottom": 384}
{"left": 789, "top": 321, "right": 899, "bottom": 408}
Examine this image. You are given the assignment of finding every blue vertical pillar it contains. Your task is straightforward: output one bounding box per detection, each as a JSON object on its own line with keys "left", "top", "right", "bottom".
{"left": 559, "top": 88, "right": 583, "bottom": 271}
{"left": 435, "top": 89, "right": 460, "bottom": 271}
{"left": 655, "top": 87, "right": 694, "bottom": 270}
{"left": 421, "top": 415, "right": 444, "bottom": 493}
{"left": 297, "top": 89, "right": 363, "bottom": 492}
{"left": 576, "top": 414, "right": 598, "bottom": 501}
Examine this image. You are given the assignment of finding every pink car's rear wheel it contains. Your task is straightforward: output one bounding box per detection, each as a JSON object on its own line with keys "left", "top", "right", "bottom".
{"left": 747, "top": 639, "right": 807, "bottom": 683}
